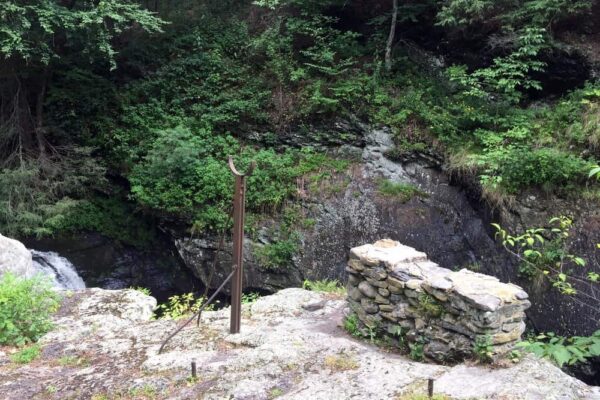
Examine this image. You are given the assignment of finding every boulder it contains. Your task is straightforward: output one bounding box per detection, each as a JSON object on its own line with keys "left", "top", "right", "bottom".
{"left": 0, "top": 233, "right": 34, "bottom": 278}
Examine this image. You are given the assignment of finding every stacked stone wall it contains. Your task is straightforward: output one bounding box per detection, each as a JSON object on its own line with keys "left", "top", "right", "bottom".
{"left": 346, "top": 239, "right": 531, "bottom": 362}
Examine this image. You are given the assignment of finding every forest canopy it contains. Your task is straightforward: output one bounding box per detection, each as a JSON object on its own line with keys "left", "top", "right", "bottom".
{"left": 0, "top": 0, "right": 598, "bottom": 239}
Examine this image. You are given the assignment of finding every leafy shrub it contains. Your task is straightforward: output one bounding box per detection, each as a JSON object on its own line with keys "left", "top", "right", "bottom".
{"left": 409, "top": 339, "right": 425, "bottom": 361}
{"left": 129, "top": 126, "right": 349, "bottom": 231}
{"left": 473, "top": 335, "right": 494, "bottom": 363}
{"left": 255, "top": 236, "right": 299, "bottom": 270}
{"left": 0, "top": 273, "right": 61, "bottom": 346}
{"left": 241, "top": 292, "right": 261, "bottom": 305}
{"left": 156, "top": 293, "right": 212, "bottom": 320}
{"left": 492, "top": 217, "right": 595, "bottom": 296}
{"left": 494, "top": 148, "right": 590, "bottom": 192}
{"left": 516, "top": 331, "right": 600, "bottom": 368}
{"left": 343, "top": 313, "right": 361, "bottom": 337}
{"left": 416, "top": 293, "right": 444, "bottom": 319}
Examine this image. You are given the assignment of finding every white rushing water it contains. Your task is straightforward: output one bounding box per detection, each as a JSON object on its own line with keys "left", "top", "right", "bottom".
{"left": 30, "top": 250, "right": 86, "bottom": 290}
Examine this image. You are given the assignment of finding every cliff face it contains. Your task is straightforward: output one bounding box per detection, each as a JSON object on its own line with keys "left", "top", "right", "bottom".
{"left": 0, "top": 287, "right": 597, "bottom": 399}
{"left": 173, "top": 122, "right": 600, "bottom": 336}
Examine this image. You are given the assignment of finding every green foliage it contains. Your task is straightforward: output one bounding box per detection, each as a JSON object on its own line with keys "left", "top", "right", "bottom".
{"left": 0, "top": 273, "right": 61, "bottom": 346}
{"left": 156, "top": 293, "right": 212, "bottom": 320}
{"left": 473, "top": 335, "right": 494, "bottom": 363}
{"left": 255, "top": 235, "right": 299, "bottom": 270}
{"left": 129, "top": 125, "right": 348, "bottom": 232}
{"left": 1, "top": 0, "right": 598, "bottom": 248}
{"left": 48, "top": 196, "right": 157, "bottom": 247}
{"left": 251, "top": 0, "right": 365, "bottom": 120}
{"left": 129, "top": 126, "right": 236, "bottom": 230}
{"left": 416, "top": 293, "right": 444, "bottom": 319}
{"left": 589, "top": 165, "right": 600, "bottom": 181}
{"left": 516, "top": 330, "right": 600, "bottom": 368}
{"left": 0, "top": 0, "right": 165, "bottom": 68}
{"left": 409, "top": 337, "right": 426, "bottom": 361}
{"left": 436, "top": 0, "right": 591, "bottom": 28}
{"left": 377, "top": 179, "right": 427, "bottom": 203}
{"left": 343, "top": 313, "right": 361, "bottom": 337}
{"left": 492, "top": 217, "right": 597, "bottom": 297}
{"left": 480, "top": 147, "right": 591, "bottom": 193}
{"left": 448, "top": 28, "right": 547, "bottom": 103}
{"left": 302, "top": 279, "right": 346, "bottom": 295}
{"left": 0, "top": 150, "right": 106, "bottom": 238}
{"left": 241, "top": 292, "right": 261, "bottom": 305}
{"left": 10, "top": 344, "right": 41, "bottom": 364}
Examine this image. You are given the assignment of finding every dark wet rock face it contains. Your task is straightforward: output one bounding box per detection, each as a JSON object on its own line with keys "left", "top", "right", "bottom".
{"left": 174, "top": 237, "right": 304, "bottom": 295}
{"left": 498, "top": 193, "right": 600, "bottom": 337}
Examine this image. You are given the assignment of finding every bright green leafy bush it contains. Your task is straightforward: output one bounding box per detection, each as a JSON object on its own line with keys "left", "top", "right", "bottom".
{"left": 486, "top": 148, "right": 591, "bottom": 192}
{"left": 517, "top": 331, "right": 600, "bottom": 368}
{"left": 493, "top": 216, "right": 596, "bottom": 296}
{"left": 156, "top": 292, "right": 212, "bottom": 320}
{"left": 0, "top": 273, "right": 61, "bottom": 346}
{"left": 343, "top": 313, "right": 361, "bottom": 337}
{"left": 255, "top": 235, "right": 300, "bottom": 270}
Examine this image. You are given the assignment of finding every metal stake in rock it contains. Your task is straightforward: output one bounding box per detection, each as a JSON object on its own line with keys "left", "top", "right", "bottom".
{"left": 228, "top": 156, "right": 255, "bottom": 334}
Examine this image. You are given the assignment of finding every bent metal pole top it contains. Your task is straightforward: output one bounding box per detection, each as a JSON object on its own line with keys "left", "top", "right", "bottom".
{"left": 228, "top": 156, "right": 255, "bottom": 334}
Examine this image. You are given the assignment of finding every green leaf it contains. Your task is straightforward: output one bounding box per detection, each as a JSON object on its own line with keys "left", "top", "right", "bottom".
{"left": 552, "top": 347, "right": 571, "bottom": 367}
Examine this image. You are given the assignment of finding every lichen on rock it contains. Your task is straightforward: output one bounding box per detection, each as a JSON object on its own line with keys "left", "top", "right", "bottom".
{"left": 0, "top": 287, "right": 597, "bottom": 399}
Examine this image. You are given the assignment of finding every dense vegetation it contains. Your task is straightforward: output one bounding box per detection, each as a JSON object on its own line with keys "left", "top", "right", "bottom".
{"left": 0, "top": 273, "right": 61, "bottom": 346}
{"left": 1, "top": 0, "right": 598, "bottom": 241}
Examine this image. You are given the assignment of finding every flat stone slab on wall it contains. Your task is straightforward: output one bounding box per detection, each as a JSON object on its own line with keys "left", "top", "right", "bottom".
{"left": 347, "top": 239, "right": 531, "bottom": 362}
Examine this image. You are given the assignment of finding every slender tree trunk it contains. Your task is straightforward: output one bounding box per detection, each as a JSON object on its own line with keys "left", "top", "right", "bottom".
{"left": 34, "top": 70, "right": 48, "bottom": 158}
{"left": 15, "top": 78, "right": 35, "bottom": 153}
{"left": 385, "top": 0, "right": 398, "bottom": 73}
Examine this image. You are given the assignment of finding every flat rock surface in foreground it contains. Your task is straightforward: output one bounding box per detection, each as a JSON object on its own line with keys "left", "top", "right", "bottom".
{"left": 0, "top": 288, "right": 598, "bottom": 400}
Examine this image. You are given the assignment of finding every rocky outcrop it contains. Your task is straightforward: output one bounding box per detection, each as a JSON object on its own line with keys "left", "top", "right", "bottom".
{"left": 0, "top": 233, "right": 35, "bottom": 278}
{"left": 347, "top": 239, "right": 530, "bottom": 362}
{"left": 0, "top": 288, "right": 597, "bottom": 399}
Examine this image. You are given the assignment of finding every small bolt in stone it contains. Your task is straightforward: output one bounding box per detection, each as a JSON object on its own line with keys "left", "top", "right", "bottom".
{"left": 191, "top": 359, "right": 197, "bottom": 379}
{"left": 428, "top": 378, "right": 434, "bottom": 398}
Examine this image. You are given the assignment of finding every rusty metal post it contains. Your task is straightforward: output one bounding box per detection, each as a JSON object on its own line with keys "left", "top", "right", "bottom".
{"left": 228, "top": 156, "right": 255, "bottom": 334}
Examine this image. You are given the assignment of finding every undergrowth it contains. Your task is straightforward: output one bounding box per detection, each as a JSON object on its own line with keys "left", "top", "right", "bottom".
{"left": 0, "top": 273, "right": 61, "bottom": 347}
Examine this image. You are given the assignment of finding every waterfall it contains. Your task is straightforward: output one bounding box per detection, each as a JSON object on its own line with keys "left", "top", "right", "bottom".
{"left": 30, "top": 250, "right": 86, "bottom": 290}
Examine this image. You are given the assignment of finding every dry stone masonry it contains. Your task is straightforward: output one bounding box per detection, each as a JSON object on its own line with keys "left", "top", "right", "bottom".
{"left": 346, "top": 239, "right": 531, "bottom": 362}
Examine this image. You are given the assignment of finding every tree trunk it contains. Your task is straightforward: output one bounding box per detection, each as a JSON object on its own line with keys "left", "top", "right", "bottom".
{"left": 385, "top": 0, "right": 398, "bottom": 73}
{"left": 34, "top": 70, "right": 48, "bottom": 158}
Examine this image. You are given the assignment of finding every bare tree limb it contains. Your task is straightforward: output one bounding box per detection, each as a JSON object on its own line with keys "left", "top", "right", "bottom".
{"left": 385, "top": 0, "right": 398, "bottom": 72}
